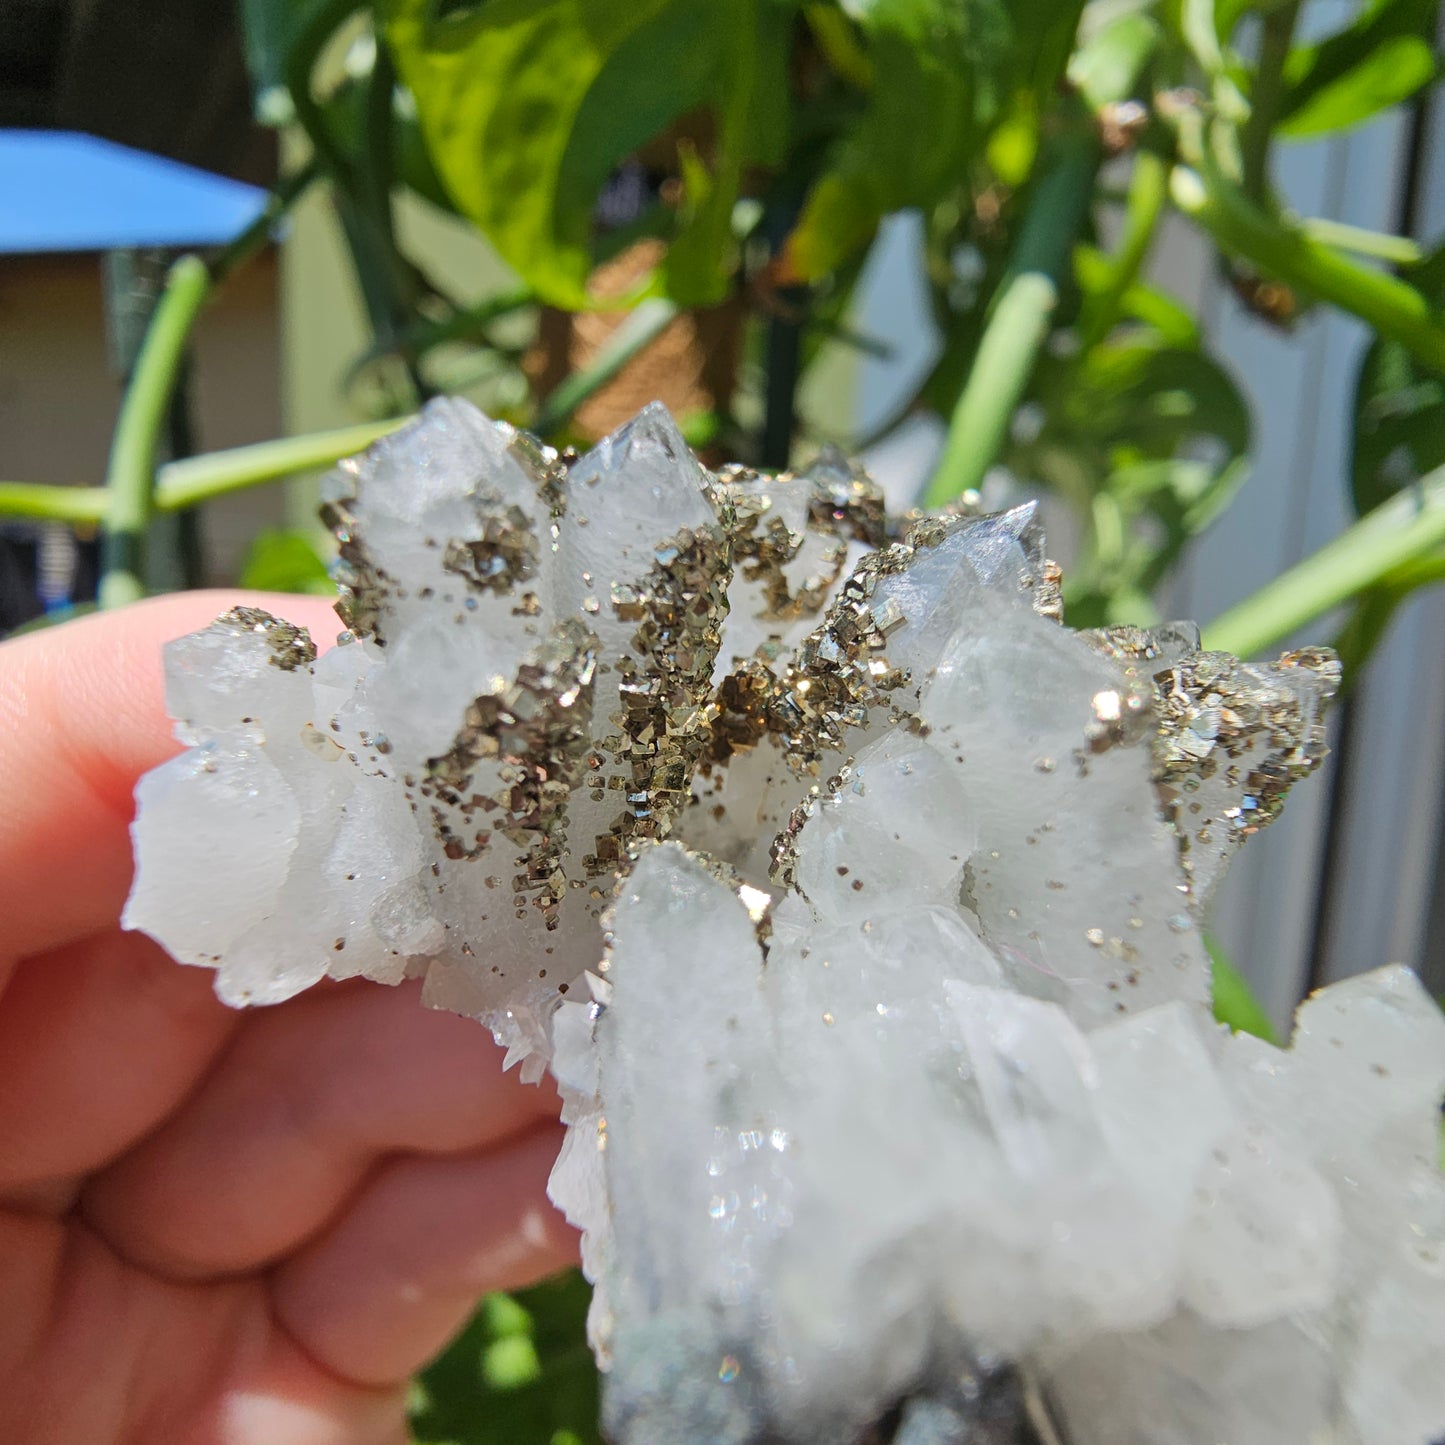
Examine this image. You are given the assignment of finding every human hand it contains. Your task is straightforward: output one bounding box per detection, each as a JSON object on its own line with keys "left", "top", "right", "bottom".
{"left": 0, "top": 593, "right": 577, "bottom": 1445}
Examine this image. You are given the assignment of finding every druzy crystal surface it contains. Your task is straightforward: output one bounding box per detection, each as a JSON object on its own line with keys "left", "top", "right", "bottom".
{"left": 126, "top": 399, "right": 1444, "bottom": 1444}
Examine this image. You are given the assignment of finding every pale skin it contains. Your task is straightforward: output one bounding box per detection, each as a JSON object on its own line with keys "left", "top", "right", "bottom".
{"left": 0, "top": 592, "right": 578, "bottom": 1445}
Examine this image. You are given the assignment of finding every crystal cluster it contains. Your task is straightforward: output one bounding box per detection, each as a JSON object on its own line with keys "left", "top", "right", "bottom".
{"left": 126, "top": 399, "right": 1445, "bottom": 1444}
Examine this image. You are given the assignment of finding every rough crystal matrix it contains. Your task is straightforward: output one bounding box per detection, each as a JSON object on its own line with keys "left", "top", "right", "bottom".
{"left": 126, "top": 399, "right": 1444, "bottom": 1444}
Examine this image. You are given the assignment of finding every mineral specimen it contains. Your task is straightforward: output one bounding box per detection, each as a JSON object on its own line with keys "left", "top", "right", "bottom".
{"left": 126, "top": 399, "right": 1443, "bottom": 1444}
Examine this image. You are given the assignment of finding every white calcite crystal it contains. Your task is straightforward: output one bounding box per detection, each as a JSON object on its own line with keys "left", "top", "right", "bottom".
{"left": 125, "top": 399, "right": 1444, "bottom": 1443}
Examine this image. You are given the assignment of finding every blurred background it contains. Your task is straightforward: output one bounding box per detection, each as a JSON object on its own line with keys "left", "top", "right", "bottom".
{"left": 0, "top": 0, "right": 1441, "bottom": 1095}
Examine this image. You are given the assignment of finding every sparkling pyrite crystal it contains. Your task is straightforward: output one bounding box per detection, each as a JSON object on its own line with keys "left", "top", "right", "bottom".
{"left": 126, "top": 399, "right": 1445, "bottom": 1444}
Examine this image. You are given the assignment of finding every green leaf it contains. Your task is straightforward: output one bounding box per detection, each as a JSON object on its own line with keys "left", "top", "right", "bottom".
{"left": 804, "top": 2, "right": 874, "bottom": 88}
{"left": 1205, "top": 932, "right": 1278, "bottom": 1044}
{"left": 1351, "top": 240, "right": 1445, "bottom": 515}
{"left": 1051, "top": 338, "right": 1250, "bottom": 462}
{"left": 1280, "top": 0, "right": 1440, "bottom": 139}
{"left": 1000, "top": 0, "right": 1085, "bottom": 97}
{"left": 239, "top": 0, "right": 307, "bottom": 124}
{"left": 238, "top": 529, "right": 335, "bottom": 594}
{"left": 1351, "top": 335, "right": 1445, "bottom": 514}
{"left": 1068, "top": 11, "right": 1160, "bottom": 111}
{"left": 1074, "top": 246, "right": 1201, "bottom": 347}
{"left": 1331, "top": 549, "right": 1445, "bottom": 682}
{"left": 319, "top": 75, "right": 462, "bottom": 216}
{"left": 383, "top": 0, "right": 791, "bottom": 308}
{"left": 409, "top": 1272, "right": 599, "bottom": 1445}
{"left": 1011, "top": 334, "right": 1251, "bottom": 614}
{"left": 783, "top": 0, "right": 1011, "bottom": 280}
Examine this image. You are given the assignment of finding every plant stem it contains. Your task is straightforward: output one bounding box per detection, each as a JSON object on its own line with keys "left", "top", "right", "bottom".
{"left": 347, "top": 285, "right": 535, "bottom": 384}
{"left": 285, "top": 0, "right": 362, "bottom": 192}
{"left": 924, "top": 130, "right": 1099, "bottom": 508}
{"left": 759, "top": 184, "right": 809, "bottom": 470}
{"left": 98, "top": 256, "right": 212, "bottom": 609}
{"left": 1298, "top": 216, "right": 1422, "bottom": 266}
{"left": 0, "top": 483, "right": 108, "bottom": 522}
{"left": 156, "top": 417, "right": 410, "bottom": 509}
{"left": 0, "top": 418, "right": 412, "bottom": 525}
{"left": 365, "top": 39, "right": 399, "bottom": 252}
{"left": 1170, "top": 163, "right": 1445, "bottom": 371}
{"left": 1330, "top": 549, "right": 1445, "bottom": 689}
{"left": 1081, "top": 148, "right": 1168, "bottom": 350}
{"left": 1202, "top": 467, "right": 1445, "bottom": 657}
{"left": 533, "top": 299, "right": 678, "bottom": 437}
{"left": 803, "top": 2, "right": 874, "bottom": 90}
{"left": 209, "top": 160, "right": 321, "bottom": 285}
{"left": 1239, "top": 0, "right": 1301, "bottom": 203}
{"left": 408, "top": 286, "right": 536, "bottom": 353}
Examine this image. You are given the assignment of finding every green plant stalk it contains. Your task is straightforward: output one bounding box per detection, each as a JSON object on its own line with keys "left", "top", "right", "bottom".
{"left": 1171, "top": 164, "right": 1445, "bottom": 372}
{"left": 1330, "top": 549, "right": 1445, "bottom": 691}
{"left": 0, "top": 418, "right": 412, "bottom": 526}
{"left": 1299, "top": 216, "right": 1422, "bottom": 266}
{"left": 158, "top": 417, "right": 410, "bottom": 508}
{"left": 532, "top": 299, "right": 679, "bottom": 437}
{"left": 803, "top": 2, "right": 874, "bottom": 90}
{"left": 98, "top": 256, "right": 213, "bottom": 609}
{"left": 208, "top": 160, "right": 321, "bottom": 286}
{"left": 284, "top": 0, "right": 362, "bottom": 192}
{"left": 1081, "top": 148, "right": 1168, "bottom": 350}
{"left": 924, "top": 132, "right": 1099, "bottom": 508}
{"left": 1239, "top": 0, "right": 1301, "bottom": 202}
{"left": 365, "top": 39, "right": 399, "bottom": 251}
{"left": 0, "top": 483, "right": 108, "bottom": 523}
{"left": 346, "top": 285, "right": 535, "bottom": 384}
{"left": 1202, "top": 466, "right": 1445, "bottom": 657}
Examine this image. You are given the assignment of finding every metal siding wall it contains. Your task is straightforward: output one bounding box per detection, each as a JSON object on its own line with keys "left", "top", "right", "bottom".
{"left": 1165, "top": 104, "right": 1414, "bottom": 1030}
{"left": 1312, "top": 74, "right": 1445, "bottom": 997}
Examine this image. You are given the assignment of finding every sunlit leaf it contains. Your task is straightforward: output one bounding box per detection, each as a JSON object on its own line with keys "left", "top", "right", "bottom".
{"left": 1075, "top": 246, "right": 1201, "bottom": 346}
{"left": 409, "top": 1271, "right": 599, "bottom": 1445}
{"left": 1280, "top": 0, "right": 1440, "bottom": 139}
{"left": 1205, "top": 932, "right": 1278, "bottom": 1044}
{"left": 783, "top": 0, "right": 1011, "bottom": 281}
{"left": 1068, "top": 11, "right": 1160, "bottom": 111}
{"left": 1282, "top": 34, "right": 1434, "bottom": 137}
{"left": 238, "top": 529, "right": 334, "bottom": 595}
{"left": 383, "top": 0, "right": 790, "bottom": 308}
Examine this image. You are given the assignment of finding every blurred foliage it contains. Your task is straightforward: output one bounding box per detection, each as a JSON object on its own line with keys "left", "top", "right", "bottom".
{"left": 238, "top": 528, "right": 335, "bottom": 593}
{"left": 218, "top": 0, "right": 1445, "bottom": 659}
{"left": 1205, "top": 932, "right": 1279, "bottom": 1045}
{"left": 409, "top": 1273, "right": 600, "bottom": 1445}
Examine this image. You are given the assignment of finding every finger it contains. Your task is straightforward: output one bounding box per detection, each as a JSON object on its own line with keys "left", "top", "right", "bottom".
{"left": 271, "top": 1124, "right": 577, "bottom": 1388}
{"left": 82, "top": 980, "right": 561, "bottom": 1280}
{"left": 0, "top": 1216, "right": 408, "bottom": 1445}
{"left": 207, "top": 1333, "right": 410, "bottom": 1445}
{"left": 0, "top": 590, "right": 343, "bottom": 964}
{"left": 0, "top": 930, "right": 238, "bottom": 1204}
